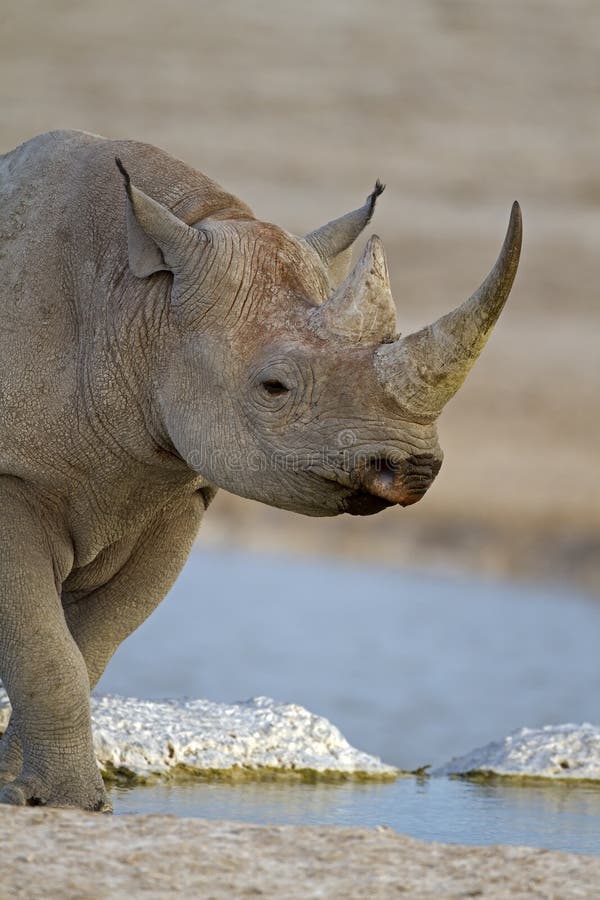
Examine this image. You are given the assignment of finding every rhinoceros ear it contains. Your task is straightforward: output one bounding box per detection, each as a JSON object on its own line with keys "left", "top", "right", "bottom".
{"left": 115, "top": 158, "right": 202, "bottom": 279}
{"left": 304, "top": 181, "right": 385, "bottom": 287}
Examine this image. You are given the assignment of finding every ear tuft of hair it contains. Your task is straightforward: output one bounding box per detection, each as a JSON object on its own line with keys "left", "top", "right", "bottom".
{"left": 373, "top": 179, "right": 386, "bottom": 198}
{"left": 115, "top": 157, "right": 132, "bottom": 202}
{"left": 366, "top": 179, "right": 386, "bottom": 223}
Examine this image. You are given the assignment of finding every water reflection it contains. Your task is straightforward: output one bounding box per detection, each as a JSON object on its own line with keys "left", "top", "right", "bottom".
{"left": 111, "top": 776, "right": 600, "bottom": 857}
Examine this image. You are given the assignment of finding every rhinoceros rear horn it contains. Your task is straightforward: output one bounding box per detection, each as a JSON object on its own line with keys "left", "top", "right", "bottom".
{"left": 304, "top": 181, "right": 385, "bottom": 285}
{"left": 115, "top": 157, "right": 203, "bottom": 279}
{"left": 375, "top": 202, "right": 522, "bottom": 418}
{"left": 309, "top": 234, "right": 397, "bottom": 344}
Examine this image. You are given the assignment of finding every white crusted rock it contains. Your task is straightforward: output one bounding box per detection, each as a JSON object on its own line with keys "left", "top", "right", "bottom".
{"left": 435, "top": 723, "right": 600, "bottom": 780}
{"left": 92, "top": 694, "right": 397, "bottom": 780}
{"left": 0, "top": 687, "right": 395, "bottom": 780}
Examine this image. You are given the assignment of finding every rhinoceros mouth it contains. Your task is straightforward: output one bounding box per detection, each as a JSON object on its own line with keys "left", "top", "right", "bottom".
{"left": 341, "top": 491, "right": 397, "bottom": 516}
{"left": 305, "top": 466, "right": 397, "bottom": 516}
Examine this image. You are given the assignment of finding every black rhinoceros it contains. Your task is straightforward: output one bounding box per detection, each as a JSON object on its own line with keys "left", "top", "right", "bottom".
{"left": 0, "top": 130, "right": 521, "bottom": 809}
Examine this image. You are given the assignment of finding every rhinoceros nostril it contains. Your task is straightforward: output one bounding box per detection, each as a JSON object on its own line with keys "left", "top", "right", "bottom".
{"left": 359, "top": 452, "right": 441, "bottom": 506}
{"left": 374, "top": 459, "right": 398, "bottom": 488}
{"left": 359, "top": 456, "right": 402, "bottom": 499}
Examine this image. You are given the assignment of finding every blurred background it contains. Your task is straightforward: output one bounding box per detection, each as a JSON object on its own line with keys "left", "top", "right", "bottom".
{"left": 3, "top": 0, "right": 597, "bottom": 591}
{"left": 2, "top": 1, "right": 600, "bottom": 768}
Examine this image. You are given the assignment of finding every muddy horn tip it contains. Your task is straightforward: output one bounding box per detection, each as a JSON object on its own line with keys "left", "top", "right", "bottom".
{"left": 505, "top": 200, "right": 523, "bottom": 260}
{"left": 509, "top": 200, "right": 522, "bottom": 234}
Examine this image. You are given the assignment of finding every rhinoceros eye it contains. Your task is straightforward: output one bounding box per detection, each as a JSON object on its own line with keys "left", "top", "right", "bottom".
{"left": 260, "top": 379, "right": 290, "bottom": 397}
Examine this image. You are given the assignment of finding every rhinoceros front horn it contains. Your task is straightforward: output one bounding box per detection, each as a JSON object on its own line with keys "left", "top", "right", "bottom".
{"left": 374, "top": 202, "right": 522, "bottom": 418}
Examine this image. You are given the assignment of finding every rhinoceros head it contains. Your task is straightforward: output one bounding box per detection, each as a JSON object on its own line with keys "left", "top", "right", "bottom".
{"left": 117, "top": 160, "right": 521, "bottom": 516}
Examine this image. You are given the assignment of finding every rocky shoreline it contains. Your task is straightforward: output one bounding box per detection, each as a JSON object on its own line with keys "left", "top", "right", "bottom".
{"left": 5, "top": 689, "right": 599, "bottom": 784}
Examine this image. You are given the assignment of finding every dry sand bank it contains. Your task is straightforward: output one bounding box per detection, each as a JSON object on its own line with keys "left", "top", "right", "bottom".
{"left": 1, "top": 1, "right": 599, "bottom": 591}
{"left": 2, "top": 806, "right": 599, "bottom": 899}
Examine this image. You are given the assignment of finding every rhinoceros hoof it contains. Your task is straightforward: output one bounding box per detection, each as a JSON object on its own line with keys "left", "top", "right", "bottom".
{"left": 0, "top": 781, "right": 28, "bottom": 805}
{"left": 0, "top": 774, "right": 112, "bottom": 812}
{"left": 0, "top": 729, "right": 23, "bottom": 785}
{"left": 0, "top": 771, "right": 18, "bottom": 789}
{"left": 0, "top": 748, "right": 21, "bottom": 785}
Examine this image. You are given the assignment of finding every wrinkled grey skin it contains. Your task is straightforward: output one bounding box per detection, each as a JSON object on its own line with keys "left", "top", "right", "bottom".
{"left": 0, "top": 130, "right": 521, "bottom": 810}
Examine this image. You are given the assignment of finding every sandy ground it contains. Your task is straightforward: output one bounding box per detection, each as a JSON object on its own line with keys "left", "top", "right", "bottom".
{"left": 1, "top": 0, "right": 599, "bottom": 595}
{"left": 1, "top": 806, "right": 599, "bottom": 899}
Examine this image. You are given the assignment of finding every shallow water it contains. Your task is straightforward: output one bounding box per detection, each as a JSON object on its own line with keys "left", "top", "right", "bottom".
{"left": 96, "top": 547, "right": 600, "bottom": 853}
{"left": 110, "top": 777, "right": 600, "bottom": 857}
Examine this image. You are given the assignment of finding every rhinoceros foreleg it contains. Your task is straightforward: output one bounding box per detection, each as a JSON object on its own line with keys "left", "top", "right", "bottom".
{"left": 64, "top": 491, "right": 205, "bottom": 689}
{"left": 0, "top": 719, "right": 22, "bottom": 787}
{"left": 0, "top": 478, "right": 108, "bottom": 811}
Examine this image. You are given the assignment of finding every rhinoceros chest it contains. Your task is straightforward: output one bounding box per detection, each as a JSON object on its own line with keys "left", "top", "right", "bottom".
{"left": 61, "top": 471, "right": 208, "bottom": 596}
{"left": 62, "top": 528, "right": 142, "bottom": 597}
